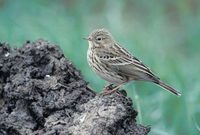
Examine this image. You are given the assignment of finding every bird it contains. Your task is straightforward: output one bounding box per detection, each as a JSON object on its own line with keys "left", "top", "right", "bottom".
{"left": 84, "top": 28, "right": 181, "bottom": 96}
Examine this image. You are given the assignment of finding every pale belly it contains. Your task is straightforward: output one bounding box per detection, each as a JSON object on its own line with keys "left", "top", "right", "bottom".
{"left": 94, "top": 69, "right": 126, "bottom": 84}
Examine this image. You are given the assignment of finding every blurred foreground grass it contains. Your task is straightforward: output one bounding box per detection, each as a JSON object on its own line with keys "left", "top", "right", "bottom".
{"left": 0, "top": 0, "right": 200, "bottom": 134}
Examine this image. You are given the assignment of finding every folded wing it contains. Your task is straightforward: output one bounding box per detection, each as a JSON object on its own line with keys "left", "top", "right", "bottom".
{"left": 96, "top": 45, "right": 160, "bottom": 82}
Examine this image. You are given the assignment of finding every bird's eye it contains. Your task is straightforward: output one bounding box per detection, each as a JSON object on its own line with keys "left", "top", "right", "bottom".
{"left": 97, "top": 37, "right": 102, "bottom": 41}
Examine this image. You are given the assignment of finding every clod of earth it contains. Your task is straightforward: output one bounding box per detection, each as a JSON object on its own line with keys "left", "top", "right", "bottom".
{"left": 0, "top": 39, "right": 150, "bottom": 135}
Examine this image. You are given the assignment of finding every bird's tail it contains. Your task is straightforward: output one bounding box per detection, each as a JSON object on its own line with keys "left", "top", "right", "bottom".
{"left": 155, "top": 80, "right": 181, "bottom": 96}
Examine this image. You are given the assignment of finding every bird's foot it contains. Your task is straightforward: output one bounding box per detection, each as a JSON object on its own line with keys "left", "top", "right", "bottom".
{"left": 100, "top": 85, "right": 122, "bottom": 95}
{"left": 103, "top": 84, "right": 114, "bottom": 92}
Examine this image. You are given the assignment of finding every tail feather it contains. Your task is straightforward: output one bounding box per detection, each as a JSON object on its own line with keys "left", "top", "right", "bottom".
{"left": 156, "top": 81, "right": 181, "bottom": 96}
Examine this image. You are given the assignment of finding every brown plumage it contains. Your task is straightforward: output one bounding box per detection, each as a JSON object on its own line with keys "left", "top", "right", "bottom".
{"left": 85, "top": 29, "right": 181, "bottom": 96}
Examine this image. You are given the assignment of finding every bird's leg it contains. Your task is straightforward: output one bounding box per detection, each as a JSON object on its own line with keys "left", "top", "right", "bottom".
{"left": 103, "top": 83, "right": 114, "bottom": 91}
{"left": 102, "top": 84, "right": 123, "bottom": 95}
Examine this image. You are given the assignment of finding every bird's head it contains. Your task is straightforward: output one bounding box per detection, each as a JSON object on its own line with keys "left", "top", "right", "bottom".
{"left": 84, "top": 29, "right": 114, "bottom": 49}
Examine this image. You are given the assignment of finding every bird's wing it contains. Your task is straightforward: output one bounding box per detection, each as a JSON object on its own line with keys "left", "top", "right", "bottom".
{"left": 96, "top": 44, "right": 159, "bottom": 81}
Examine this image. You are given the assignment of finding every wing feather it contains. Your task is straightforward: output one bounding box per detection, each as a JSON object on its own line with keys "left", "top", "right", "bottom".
{"left": 96, "top": 43, "right": 160, "bottom": 81}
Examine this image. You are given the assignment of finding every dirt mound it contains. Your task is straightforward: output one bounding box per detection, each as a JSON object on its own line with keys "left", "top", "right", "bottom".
{"left": 0, "top": 40, "right": 150, "bottom": 135}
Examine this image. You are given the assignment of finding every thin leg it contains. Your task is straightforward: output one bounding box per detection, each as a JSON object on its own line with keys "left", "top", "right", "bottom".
{"left": 102, "top": 84, "right": 123, "bottom": 95}
{"left": 103, "top": 83, "right": 114, "bottom": 92}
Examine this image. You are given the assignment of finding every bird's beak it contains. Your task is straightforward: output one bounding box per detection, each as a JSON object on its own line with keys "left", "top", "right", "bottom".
{"left": 83, "top": 37, "right": 92, "bottom": 41}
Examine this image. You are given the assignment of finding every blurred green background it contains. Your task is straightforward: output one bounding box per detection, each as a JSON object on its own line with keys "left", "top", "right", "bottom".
{"left": 0, "top": 0, "right": 200, "bottom": 134}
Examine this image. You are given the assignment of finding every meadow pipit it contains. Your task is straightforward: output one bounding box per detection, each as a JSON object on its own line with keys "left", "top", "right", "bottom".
{"left": 84, "top": 29, "right": 181, "bottom": 96}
